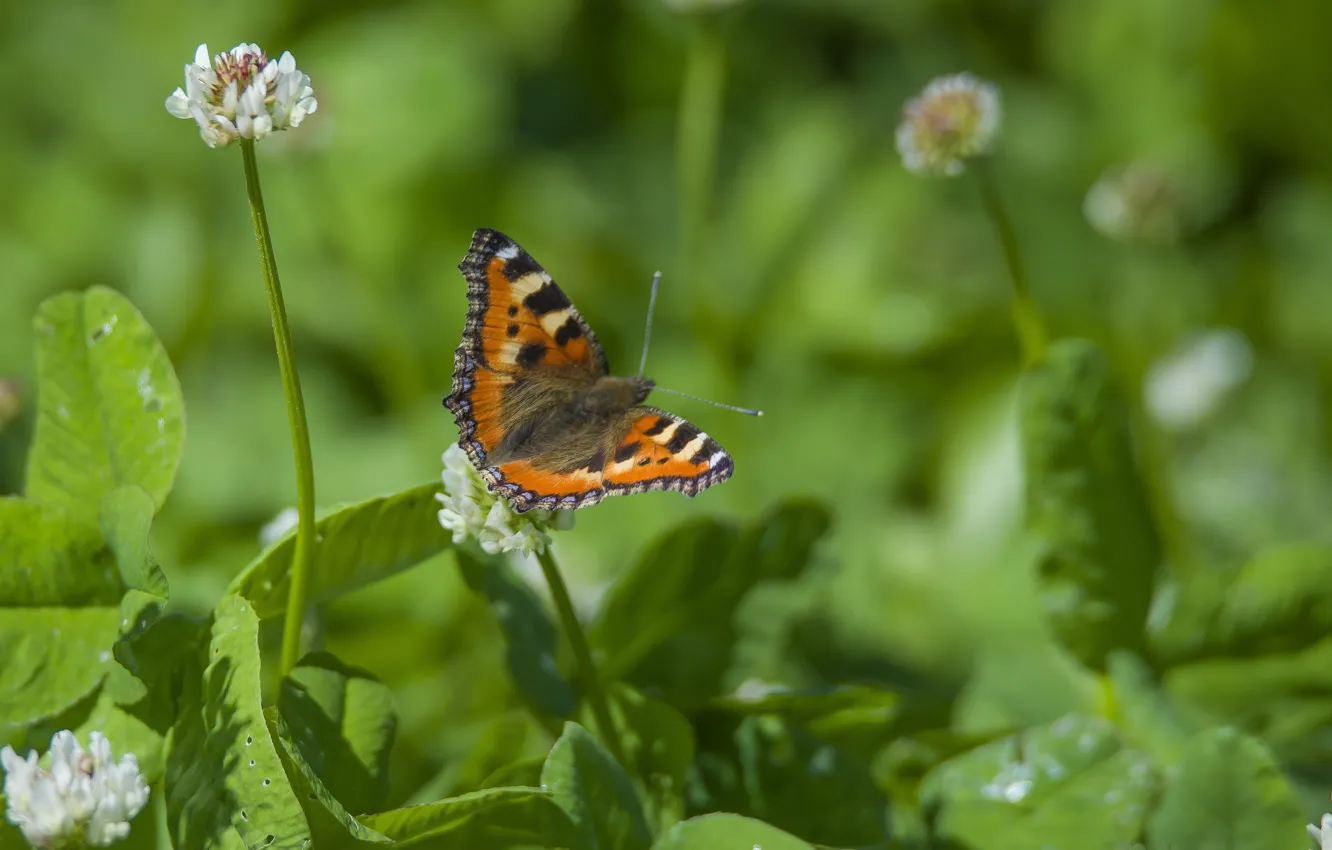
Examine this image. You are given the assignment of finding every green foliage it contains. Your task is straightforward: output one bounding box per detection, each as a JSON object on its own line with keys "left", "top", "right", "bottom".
{"left": 593, "top": 500, "right": 831, "bottom": 707}
{"left": 229, "top": 483, "right": 453, "bottom": 619}
{"left": 278, "top": 653, "right": 397, "bottom": 815}
{"left": 25, "top": 287, "right": 183, "bottom": 523}
{"left": 455, "top": 547, "right": 577, "bottom": 723}
{"left": 1146, "top": 728, "right": 1307, "bottom": 849}
{"left": 651, "top": 813, "right": 815, "bottom": 850}
{"left": 542, "top": 721, "right": 653, "bottom": 850}
{"left": 1020, "top": 339, "right": 1161, "bottom": 670}
{"left": 5, "top": 3, "right": 1332, "bottom": 848}
{"left": 922, "top": 714, "right": 1158, "bottom": 849}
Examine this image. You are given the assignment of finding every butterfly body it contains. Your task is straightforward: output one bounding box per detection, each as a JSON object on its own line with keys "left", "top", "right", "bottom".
{"left": 444, "top": 229, "right": 733, "bottom": 512}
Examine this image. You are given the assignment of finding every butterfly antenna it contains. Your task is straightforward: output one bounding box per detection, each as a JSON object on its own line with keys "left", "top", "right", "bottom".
{"left": 652, "top": 385, "right": 764, "bottom": 417}
{"left": 637, "top": 271, "right": 661, "bottom": 378}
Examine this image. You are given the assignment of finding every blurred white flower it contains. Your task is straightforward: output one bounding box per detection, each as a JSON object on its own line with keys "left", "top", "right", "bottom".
{"left": 1310, "top": 813, "right": 1332, "bottom": 850}
{"left": 896, "top": 73, "right": 1001, "bottom": 177}
{"left": 2, "top": 731, "right": 149, "bottom": 849}
{"left": 165, "top": 43, "right": 317, "bottom": 148}
{"left": 436, "top": 444, "right": 573, "bottom": 556}
{"left": 259, "top": 506, "right": 299, "bottom": 547}
{"left": 1084, "top": 162, "right": 1183, "bottom": 243}
{"left": 1144, "top": 329, "right": 1253, "bottom": 431}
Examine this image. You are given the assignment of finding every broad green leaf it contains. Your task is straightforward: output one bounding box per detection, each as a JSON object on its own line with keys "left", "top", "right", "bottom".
{"left": 0, "top": 607, "right": 120, "bottom": 729}
{"left": 228, "top": 482, "right": 452, "bottom": 619}
{"left": 0, "top": 486, "right": 173, "bottom": 731}
{"left": 0, "top": 496, "right": 119, "bottom": 605}
{"left": 268, "top": 709, "right": 391, "bottom": 845}
{"left": 278, "top": 652, "right": 397, "bottom": 815}
{"left": 541, "top": 721, "right": 652, "bottom": 850}
{"left": 455, "top": 547, "right": 577, "bottom": 722}
{"left": 1146, "top": 727, "right": 1306, "bottom": 850}
{"left": 593, "top": 501, "right": 830, "bottom": 707}
{"left": 688, "top": 714, "right": 887, "bottom": 847}
{"left": 360, "top": 786, "right": 580, "bottom": 849}
{"left": 26, "top": 286, "right": 184, "bottom": 522}
{"left": 1019, "top": 339, "right": 1161, "bottom": 669}
{"left": 651, "top": 814, "right": 815, "bottom": 850}
{"left": 101, "top": 487, "right": 169, "bottom": 643}
{"left": 580, "top": 684, "right": 694, "bottom": 835}
{"left": 921, "top": 714, "right": 1157, "bottom": 850}
{"left": 23, "top": 680, "right": 170, "bottom": 785}
{"left": 166, "top": 596, "right": 310, "bottom": 850}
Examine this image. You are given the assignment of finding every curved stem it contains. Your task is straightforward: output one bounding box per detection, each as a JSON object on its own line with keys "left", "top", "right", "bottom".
{"left": 240, "top": 139, "right": 318, "bottom": 675}
{"left": 974, "top": 161, "right": 1047, "bottom": 366}
{"left": 535, "top": 547, "right": 628, "bottom": 767}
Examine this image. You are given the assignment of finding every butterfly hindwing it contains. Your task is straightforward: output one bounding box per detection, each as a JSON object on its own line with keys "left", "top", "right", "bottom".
{"left": 602, "top": 407, "right": 733, "bottom": 497}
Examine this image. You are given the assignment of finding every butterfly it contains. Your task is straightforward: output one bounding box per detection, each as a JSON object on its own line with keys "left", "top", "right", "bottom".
{"left": 443, "top": 228, "right": 734, "bottom": 513}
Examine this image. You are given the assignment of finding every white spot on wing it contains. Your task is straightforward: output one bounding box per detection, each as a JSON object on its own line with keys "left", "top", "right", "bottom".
{"left": 708, "top": 450, "right": 727, "bottom": 467}
{"left": 497, "top": 243, "right": 520, "bottom": 259}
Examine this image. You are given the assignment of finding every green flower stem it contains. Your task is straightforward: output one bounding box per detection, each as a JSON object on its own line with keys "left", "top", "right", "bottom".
{"left": 974, "top": 162, "right": 1047, "bottom": 366}
{"left": 240, "top": 139, "right": 318, "bottom": 676}
{"left": 676, "top": 16, "right": 726, "bottom": 288}
{"left": 535, "top": 547, "right": 628, "bottom": 767}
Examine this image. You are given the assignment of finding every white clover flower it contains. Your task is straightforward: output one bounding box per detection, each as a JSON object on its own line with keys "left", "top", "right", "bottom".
{"left": 1311, "top": 813, "right": 1332, "bottom": 850}
{"left": 2, "top": 731, "right": 149, "bottom": 849}
{"left": 896, "top": 73, "right": 1002, "bottom": 177}
{"left": 1144, "top": 329, "right": 1253, "bottom": 431}
{"left": 436, "top": 444, "right": 573, "bottom": 557}
{"left": 165, "top": 43, "right": 317, "bottom": 148}
{"left": 1084, "top": 162, "right": 1183, "bottom": 243}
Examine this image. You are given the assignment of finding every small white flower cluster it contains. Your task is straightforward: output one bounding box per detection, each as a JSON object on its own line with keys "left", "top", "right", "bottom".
{"left": 1143, "top": 329, "right": 1252, "bottom": 431}
{"left": 896, "top": 73, "right": 1002, "bottom": 177}
{"left": 436, "top": 444, "right": 573, "bottom": 557}
{"left": 2, "top": 731, "right": 149, "bottom": 849}
{"left": 1083, "top": 162, "right": 1183, "bottom": 244}
{"left": 165, "top": 43, "right": 317, "bottom": 148}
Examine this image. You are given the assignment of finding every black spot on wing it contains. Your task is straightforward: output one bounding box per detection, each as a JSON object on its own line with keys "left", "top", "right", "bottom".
{"left": 614, "top": 441, "right": 640, "bottom": 464}
{"left": 507, "top": 305, "right": 519, "bottom": 317}
{"left": 516, "top": 342, "right": 547, "bottom": 367}
{"left": 688, "top": 436, "right": 722, "bottom": 466}
{"left": 502, "top": 250, "right": 543, "bottom": 281}
{"left": 524, "top": 282, "right": 572, "bottom": 316}
{"left": 554, "top": 317, "right": 583, "bottom": 346}
{"left": 580, "top": 448, "right": 606, "bottom": 474}
{"left": 642, "top": 416, "right": 672, "bottom": 437}
{"left": 506, "top": 324, "right": 519, "bottom": 337}
{"left": 666, "top": 422, "right": 702, "bottom": 453}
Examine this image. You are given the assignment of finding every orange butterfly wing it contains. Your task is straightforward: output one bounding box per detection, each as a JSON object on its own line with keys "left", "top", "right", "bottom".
{"left": 445, "top": 228, "right": 607, "bottom": 467}
{"left": 489, "top": 408, "right": 732, "bottom": 512}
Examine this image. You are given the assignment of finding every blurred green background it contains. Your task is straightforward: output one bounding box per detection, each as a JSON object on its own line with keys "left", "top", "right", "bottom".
{"left": 5, "top": 0, "right": 1332, "bottom": 819}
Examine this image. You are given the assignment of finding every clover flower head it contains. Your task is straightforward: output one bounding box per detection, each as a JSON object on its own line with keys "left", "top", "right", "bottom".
{"left": 0, "top": 378, "right": 22, "bottom": 429}
{"left": 1144, "top": 328, "right": 1252, "bottom": 431}
{"left": 165, "top": 43, "right": 317, "bottom": 148}
{"left": 896, "top": 73, "right": 1002, "bottom": 177}
{"left": 1084, "top": 162, "right": 1184, "bottom": 243}
{"left": 2, "top": 731, "right": 149, "bottom": 849}
{"left": 1310, "top": 813, "right": 1332, "bottom": 850}
{"left": 436, "top": 444, "right": 573, "bottom": 556}
{"left": 259, "top": 507, "right": 299, "bottom": 547}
